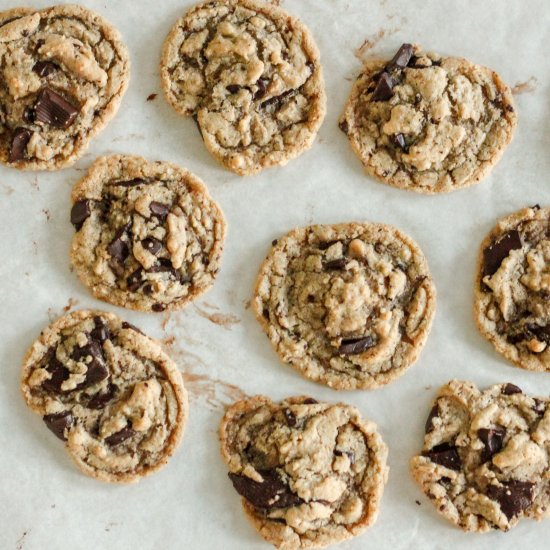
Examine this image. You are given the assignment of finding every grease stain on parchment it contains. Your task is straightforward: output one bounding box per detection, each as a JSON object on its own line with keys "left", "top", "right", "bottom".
{"left": 16, "top": 530, "right": 30, "bottom": 550}
{"left": 193, "top": 303, "right": 240, "bottom": 330}
{"left": 47, "top": 297, "right": 78, "bottom": 322}
{"left": 354, "top": 20, "right": 405, "bottom": 62}
{"left": 512, "top": 76, "right": 538, "bottom": 95}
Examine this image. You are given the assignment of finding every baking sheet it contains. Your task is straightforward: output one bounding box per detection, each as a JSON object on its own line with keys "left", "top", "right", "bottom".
{"left": 1, "top": 0, "right": 550, "bottom": 548}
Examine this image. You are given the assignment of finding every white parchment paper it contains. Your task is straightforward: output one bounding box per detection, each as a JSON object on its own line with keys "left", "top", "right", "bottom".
{"left": 1, "top": 0, "right": 550, "bottom": 548}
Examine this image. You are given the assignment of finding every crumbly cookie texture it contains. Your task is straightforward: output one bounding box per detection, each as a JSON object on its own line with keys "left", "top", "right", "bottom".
{"left": 339, "top": 43, "right": 517, "bottom": 194}
{"left": 21, "top": 310, "right": 187, "bottom": 483}
{"left": 70, "top": 155, "right": 226, "bottom": 313}
{"left": 411, "top": 380, "right": 550, "bottom": 532}
{"left": 220, "top": 396, "right": 388, "bottom": 549}
{"left": 252, "top": 222, "right": 436, "bottom": 390}
{"left": 160, "top": 0, "right": 326, "bottom": 175}
{"left": 474, "top": 206, "right": 550, "bottom": 372}
{"left": 0, "top": 4, "right": 129, "bottom": 170}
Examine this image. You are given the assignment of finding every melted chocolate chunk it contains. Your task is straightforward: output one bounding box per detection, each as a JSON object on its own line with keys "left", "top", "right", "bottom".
{"left": 478, "top": 426, "right": 506, "bottom": 463}
{"left": 149, "top": 201, "right": 170, "bottom": 219}
{"left": 104, "top": 425, "right": 135, "bottom": 446}
{"left": 486, "top": 481, "right": 535, "bottom": 520}
{"left": 43, "top": 411, "right": 73, "bottom": 441}
{"left": 33, "top": 60, "right": 58, "bottom": 77}
{"left": 226, "top": 84, "right": 240, "bottom": 94}
{"left": 142, "top": 237, "right": 162, "bottom": 255}
{"left": 423, "top": 442, "right": 461, "bottom": 471}
{"left": 339, "top": 336, "right": 375, "bottom": 355}
{"left": 126, "top": 268, "right": 144, "bottom": 291}
{"left": 502, "top": 383, "right": 522, "bottom": 395}
{"left": 34, "top": 88, "right": 79, "bottom": 128}
{"left": 42, "top": 353, "right": 70, "bottom": 393}
{"left": 391, "top": 133, "right": 407, "bottom": 150}
{"left": 283, "top": 408, "right": 296, "bottom": 427}
{"left": 228, "top": 469, "right": 304, "bottom": 509}
{"left": 70, "top": 200, "right": 91, "bottom": 230}
{"left": 90, "top": 317, "right": 110, "bottom": 343}
{"left": 9, "top": 127, "right": 33, "bottom": 162}
{"left": 111, "top": 178, "right": 147, "bottom": 187}
{"left": 483, "top": 230, "right": 522, "bottom": 278}
{"left": 107, "top": 227, "right": 130, "bottom": 263}
{"left": 72, "top": 341, "right": 109, "bottom": 388}
{"left": 371, "top": 72, "right": 396, "bottom": 101}
{"left": 121, "top": 321, "right": 145, "bottom": 335}
{"left": 386, "top": 43, "right": 415, "bottom": 71}
{"left": 261, "top": 89, "right": 296, "bottom": 110}
{"left": 87, "top": 384, "right": 116, "bottom": 409}
{"left": 527, "top": 324, "right": 550, "bottom": 344}
{"left": 425, "top": 404, "right": 440, "bottom": 434}
{"left": 22, "top": 107, "right": 35, "bottom": 123}
{"left": 152, "top": 303, "right": 166, "bottom": 312}
{"left": 254, "top": 77, "right": 269, "bottom": 100}
{"left": 324, "top": 258, "right": 348, "bottom": 270}
{"left": 302, "top": 398, "right": 318, "bottom": 404}
{"left": 338, "top": 119, "right": 349, "bottom": 134}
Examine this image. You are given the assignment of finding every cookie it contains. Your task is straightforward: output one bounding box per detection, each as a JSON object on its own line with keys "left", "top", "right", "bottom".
{"left": 21, "top": 310, "right": 187, "bottom": 483}
{"left": 474, "top": 206, "right": 550, "bottom": 372}
{"left": 0, "top": 5, "right": 129, "bottom": 170}
{"left": 69, "top": 155, "right": 226, "bottom": 312}
{"left": 252, "top": 222, "right": 436, "bottom": 390}
{"left": 411, "top": 380, "right": 550, "bottom": 532}
{"left": 160, "top": 0, "right": 326, "bottom": 175}
{"left": 220, "top": 395, "right": 388, "bottom": 549}
{"left": 339, "top": 43, "right": 517, "bottom": 194}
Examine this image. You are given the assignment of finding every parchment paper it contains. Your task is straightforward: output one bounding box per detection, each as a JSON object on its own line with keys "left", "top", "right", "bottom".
{"left": 1, "top": 0, "right": 550, "bottom": 548}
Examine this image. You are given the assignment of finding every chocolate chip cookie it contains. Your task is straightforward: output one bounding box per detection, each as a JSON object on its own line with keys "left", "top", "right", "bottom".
{"left": 339, "top": 44, "right": 517, "bottom": 193}
{"left": 70, "top": 155, "right": 226, "bottom": 312}
{"left": 411, "top": 380, "right": 550, "bottom": 532}
{"left": 220, "top": 395, "right": 388, "bottom": 548}
{"left": 0, "top": 5, "right": 129, "bottom": 170}
{"left": 474, "top": 206, "right": 550, "bottom": 372}
{"left": 21, "top": 310, "right": 187, "bottom": 483}
{"left": 252, "top": 222, "right": 436, "bottom": 390}
{"left": 160, "top": 0, "right": 326, "bottom": 175}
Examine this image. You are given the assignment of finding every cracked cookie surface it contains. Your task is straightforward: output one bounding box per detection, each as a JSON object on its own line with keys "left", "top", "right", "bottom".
{"left": 0, "top": 4, "right": 129, "bottom": 170}
{"left": 21, "top": 310, "right": 187, "bottom": 483}
{"left": 411, "top": 380, "right": 550, "bottom": 532}
{"left": 160, "top": 0, "right": 326, "bottom": 175}
{"left": 70, "top": 155, "right": 226, "bottom": 312}
{"left": 474, "top": 206, "right": 550, "bottom": 372}
{"left": 220, "top": 395, "right": 388, "bottom": 549}
{"left": 252, "top": 222, "right": 436, "bottom": 390}
{"left": 339, "top": 44, "right": 517, "bottom": 193}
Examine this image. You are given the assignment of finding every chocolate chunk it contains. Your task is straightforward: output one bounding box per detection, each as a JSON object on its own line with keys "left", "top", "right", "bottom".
{"left": 34, "top": 88, "right": 79, "bottom": 128}
{"left": 254, "top": 77, "right": 269, "bottom": 100}
{"left": 283, "top": 408, "right": 296, "bottom": 427}
{"left": 482, "top": 230, "right": 522, "bottom": 278}
{"left": 22, "top": 107, "right": 35, "bottom": 123}
{"left": 148, "top": 258, "right": 174, "bottom": 273}
{"left": 391, "top": 133, "right": 407, "bottom": 150}
{"left": 302, "top": 398, "right": 318, "bottom": 404}
{"left": 486, "top": 481, "right": 535, "bottom": 520}
{"left": 324, "top": 258, "right": 348, "bottom": 270}
{"left": 425, "top": 404, "right": 439, "bottom": 434}
{"left": 334, "top": 449, "right": 355, "bottom": 464}
{"left": 90, "top": 317, "right": 110, "bottom": 343}
{"left": 42, "top": 354, "right": 70, "bottom": 393}
{"left": 126, "top": 268, "right": 143, "bottom": 291}
{"left": 104, "top": 425, "right": 135, "bottom": 446}
{"left": 226, "top": 84, "right": 240, "bottom": 94}
{"left": 527, "top": 324, "right": 550, "bottom": 344}
{"left": 338, "top": 119, "right": 349, "bottom": 134}
{"left": 228, "top": 469, "right": 304, "bottom": 509}
{"left": 72, "top": 341, "right": 109, "bottom": 388}
{"left": 70, "top": 200, "right": 91, "bottom": 230}
{"left": 386, "top": 43, "right": 415, "bottom": 72}
{"left": 149, "top": 201, "right": 170, "bottom": 219}
{"left": 261, "top": 89, "right": 296, "bottom": 110}
{"left": 33, "top": 61, "right": 58, "bottom": 77}
{"left": 87, "top": 384, "right": 116, "bottom": 409}
{"left": 152, "top": 303, "right": 166, "bottom": 312}
{"left": 121, "top": 321, "right": 145, "bottom": 335}
{"left": 43, "top": 411, "right": 73, "bottom": 441}
{"left": 107, "top": 227, "right": 130, "bottom": 263}
{"left": 371, "top": 72, "right": 396, "bottom": 101}
{"left": 9, "top": 127, "right": 32, "bottom": 162}
{"left": 502, "top": 383, "right": 522, "bottom": 395}
{"left": 142, "top": 237, "right": 162, "bottom": 255}
{"left": 478, "top": 426, "right": 506, "bottom": 462}
{"left": 423, "top": 443, "right": 462, "bottom": 471}
{"left": 339, "top": 336, "right": 375, "bottom": 355}
{"left": 111, "top": 178, "right": 147, "bottom": 187}
{"left": 146, "top": 93, "right": 157, "bottom": 101}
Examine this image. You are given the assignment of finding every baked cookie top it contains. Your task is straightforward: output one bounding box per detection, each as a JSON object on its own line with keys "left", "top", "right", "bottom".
{"left": 220, "top": 395, "right": 388, "bottom": 549}
{"left": 411, "top": 380, "right": 550, "bottom": 532}
{"left": 70, "top": 155, "right": 226, "bottom": 313}
{"left": 339, "top": 44, "right": 517, "bottom": 193}
{"left": 160, "top": 0, "right": 326, "bottom": 175}
{"left": 21, "top": 310, "right": 187, "bottom": 483}
{"left": 474, "top": 206, "right": 550, "bottom": 372}
{"left": 0, "top": 4, "right": 129, "bottom": 170}
{"left": 253, "top": 222, "right": 436, "bottom": 390}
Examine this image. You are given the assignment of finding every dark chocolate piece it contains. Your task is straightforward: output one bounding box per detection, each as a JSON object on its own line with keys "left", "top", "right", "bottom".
{"left": 425, "top": 404, "right": 439, "bottom": 434}
{"left": 43, "top": 411, "right": 73, "bottom": 441}
{"left": 324, "top": 258, "right": 348, "bottom": 270}
{"left": 70, "top": 200, "right": 91, "bottom": 230}
{"left": 502, "top": 383, "right": 522, "bottom": 395}
{"left": 34, "top": 88, "right": 79, "bottom": 128}
{"left": 149, "top": 201, "right": 170, "bottom": 219}
{"left": 478, "top": 426, "right": 506, "bottom": 463}
{"left": 9, "top": 127, "right": 32, "bottom": 162}
{"left": 33, "top": 61, "right": 58, "bottom": 77}
{"left": 486, "top": 481, "right": 534, "bottom": 520}
{"left": 482, "top": 230, "right": 522, "bottom": 278}
{"left": 142, "top": 237, "right": 162, "bottom": 256}
{"left": 339, "top": 336, "right": 375, "bottom": 355}
{"left": 371, "top": 72, "right": 396, "bottom": 101}
{"left": 423, "top": 442, "right": 461, "bottom": 471}
{"left": 386, "top": 43, "right": 415, "bottom": 71}
{"left": 104, "top": 425, "right": 135, "bottom": 446}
